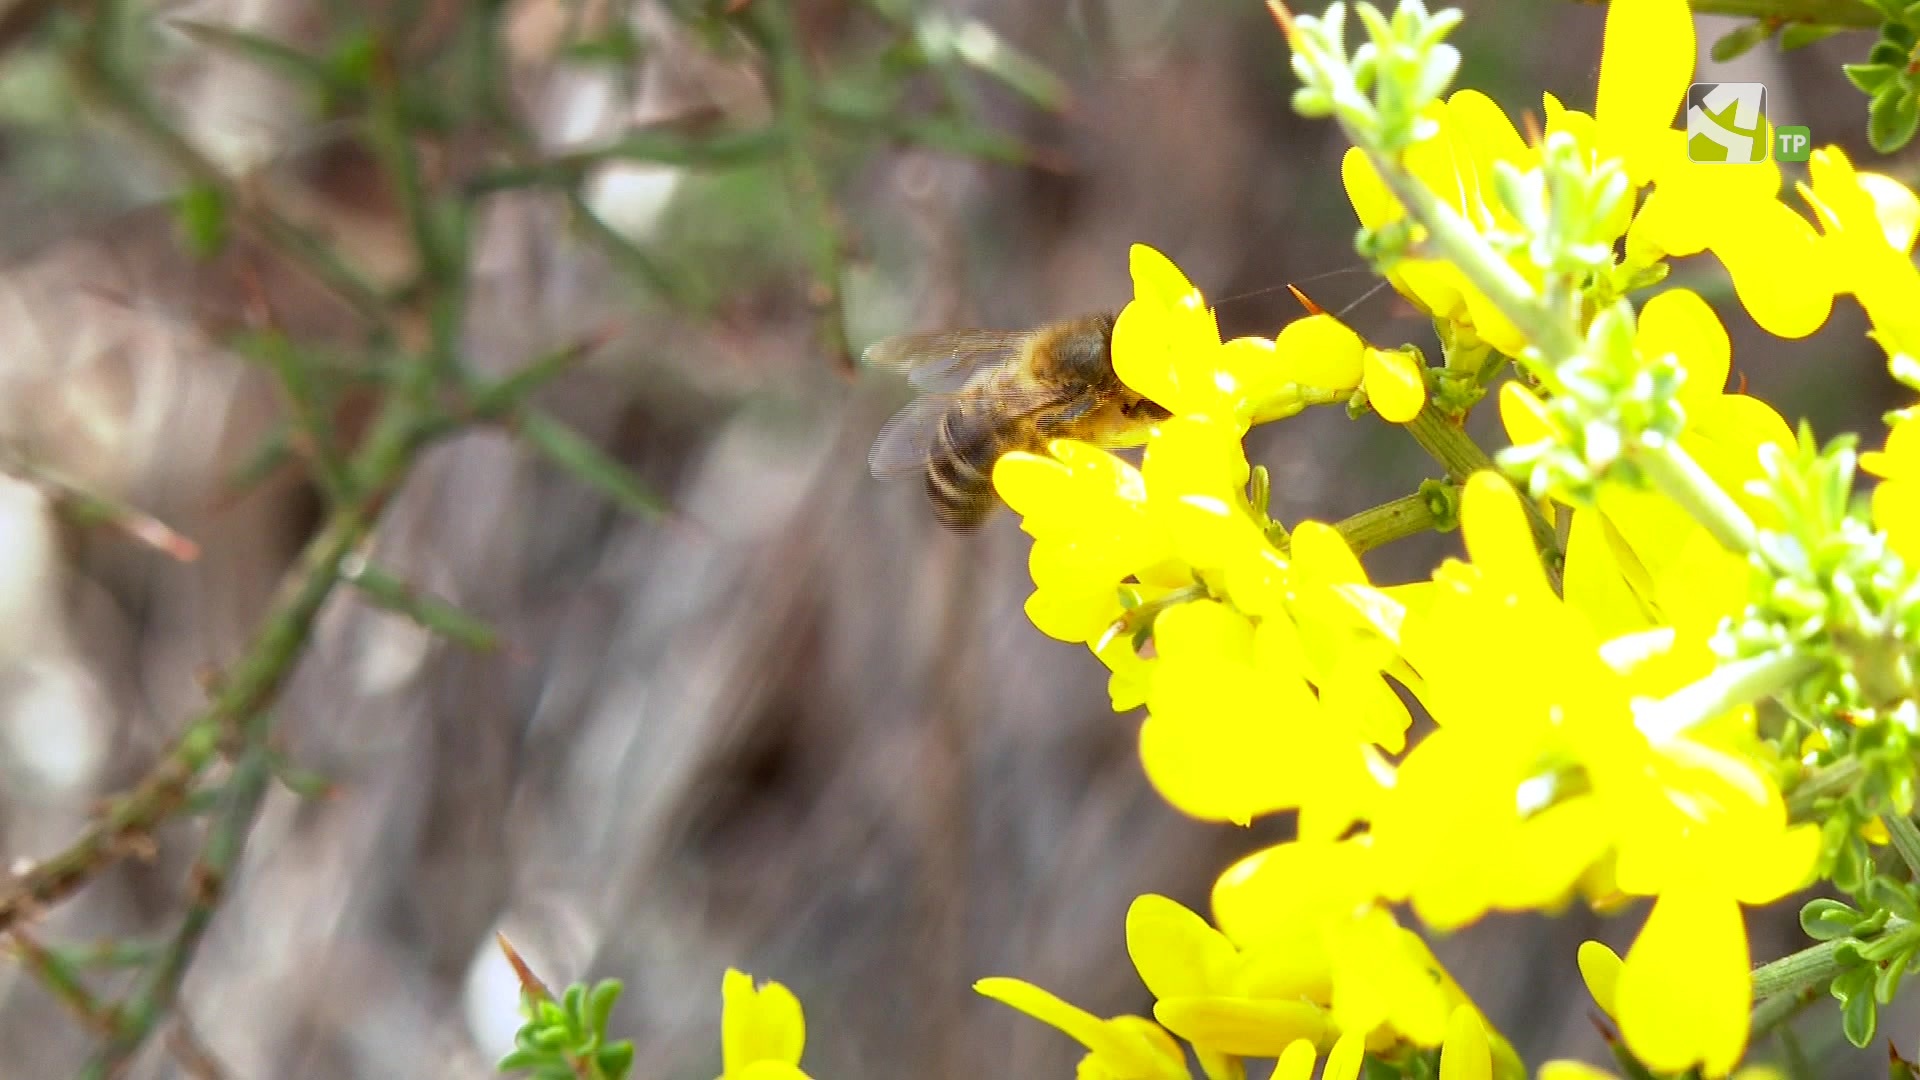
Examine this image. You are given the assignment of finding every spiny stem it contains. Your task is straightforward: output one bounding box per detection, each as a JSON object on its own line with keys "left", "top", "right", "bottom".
{"left": 68, "top": 17, "right": 393, "bottom": 332}
{"left": 82, "top": 718, "right": 277, "bottom": 1077}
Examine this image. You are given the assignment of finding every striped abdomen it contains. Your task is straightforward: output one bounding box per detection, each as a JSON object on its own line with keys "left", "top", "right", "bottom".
{"left": 925, "top": 387, "right": 1036, "bottom": 530}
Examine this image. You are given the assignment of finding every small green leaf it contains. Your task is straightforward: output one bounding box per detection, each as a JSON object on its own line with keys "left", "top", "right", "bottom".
{"left": 587, "top": 980, "right": 623, "bottom": 1039}
{"left": 342, "top": 562, "right": 503, "bottom": 651}
{"left": 1781, "top": 23, "right": 1844, "bottom": 48}
{"left": 1804, "top": 897, "right": 1866, "bottom": 940}
{"left": 562, "top": 983, "right": 590, "bottom": 1034}
{"left": 498, "top": 1048, "right": 556, "bottom": 1072}
{"left": 174, "top": 181, "right": 228, "bottom": 261}
{"left": 1711, "top": 20, "right": 1774, "bottom": 61}
{"left": 1846, "top": 62, "right": 1902, "bottom": 95}
{"left": 1888, "top": 19, "right": 1918, "bottom": 47}
{"left": 1845, "top": 982, "right": 1880, "bottom": 1046}
{"left": 1869, "top": 86, "right": 1920, "bottom": 153}
{"left": 520, "top": 412, "right": 667, "bottom": 520}
{"left": 1870, "top": 39, "right": 1909, "bottom": 65}
{"left": 1872, "top": 878, "right": 1920, "bottom": 922}
{"left": 1874, "top": 953, "right": 1910, "bottom": 1003}
{"left": 594, "top": 1041, "right": 635, "bottom": 1080}
{"left": 168, "top": 19, "right": 334, "bottom": 86}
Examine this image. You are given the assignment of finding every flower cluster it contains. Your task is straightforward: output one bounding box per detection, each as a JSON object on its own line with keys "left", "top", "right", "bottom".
{"left": 971, "top": 0, "right": 1920, "bottom": 1073}
{"left": 509, "top": 0, "right": 1920, "bottom": 1078}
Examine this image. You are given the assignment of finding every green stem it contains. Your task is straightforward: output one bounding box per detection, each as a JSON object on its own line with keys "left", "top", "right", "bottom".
{"left": 1358, "top": 145, "right": 1584, "bottom": 371}
{"left": 1635, "top": 649, "right": 1823, "bottom": 741}
{"left": 1750, "top": 985, "right": 1819, "bottom": 1041}
{"left": 1789, "top": 757, "right": 1866, "bottom": 820}
{"left": 1886, "top": 813, "right": 1920, "bottom": 881}
{"left": 1751, "top": 936, "right": 1854, "bottom": 1001}
{"left": 1633, "top": 435, "right": 1761, "bottom": 557}
{"left": 1403, "top": 402, "right": 1497, "bottom": 481}
{"left": 1403, "top": 403, "right": 1565, "bottom": 578}
{"left": 1333, "top": 485, "right": 1456, "bottom": 554}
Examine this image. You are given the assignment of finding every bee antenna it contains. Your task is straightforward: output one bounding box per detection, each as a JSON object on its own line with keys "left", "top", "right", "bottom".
{"left": 1212, "top": 265, "right": 1374, "bottom": 309}
{"left": 1332, "top": 279, "right": 1392, "bottom": 322}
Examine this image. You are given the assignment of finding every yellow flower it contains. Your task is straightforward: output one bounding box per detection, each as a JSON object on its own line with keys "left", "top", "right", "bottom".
{"left": 1341, "top": 92, "right": 1535, "bottom": 357}
{"left": 1862, "top": 411, "right": 1920, "bottom": 562}
{"left": 1366, "top": 473, "right": 1813, "bottom": 1077}
{"left": 719, "top": 970, "right": 811, "bottom": 1080}
{"left": 1341, "top": 0, "right": 1834, "bottom": 348}
{"left": 974, "top": 977, "right": 1192, "bottom": 1080}
{"left": 1205, "top": 840, "right": 1513, "bottom": 1063}
{"left": 1126, "top": 893, "right": 1335, "bottom": 1057}
{"left": 1799, "top": 146, "right": 1920, "bottom": 358}
{"left": 1499, "top": 288, "right": 1786, "bottom": 647}
{"left": 1115, "top": 245, "right": 1367, "bottom": 429}
{"left": 1134, "top": 518, "right": 1409, "bottom": 834}
{"left": 1541, "top": 1064, "right": 1786, "bottom": 1080}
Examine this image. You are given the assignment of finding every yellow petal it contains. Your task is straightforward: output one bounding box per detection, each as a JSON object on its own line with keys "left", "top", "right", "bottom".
{"left": 1153, "top": 997, "right": 1332, "bottom": 1057}
{"left": 1343, "top": 145, "right": 1402, "bottom": 231}
{"left": 735, "top": 1063, "right": 811, "bottom": 1080}
{"left": 1576, "top": 940, "right": 1624, "bottom": 1021}
{"left": 1197, "top": 1046, "right": 1246, "bottom": 1080}
{"left": 1615, "top": 889, "right": 1750, "bottom": 1076}
{"left": 722, "top": 970, "right": 806, "bottom": 1072}
{"left": 993, "top": 452, "right": 1075, "bottom": 521}
{"left": 1595, "top": 0, "right": 1693, "bottom": 183}
{"left": 1708, "top": 200, "right": 1835, "bottom": 339}
{"left": 1460, "top": 471, "right": 1550, "bottom": 598}
{"left": 1131, "top": 242, "right": 1205, "bottom": 309}
{"left": 1126, "top": 894, "right": 1240, "bottom": 1001}
{"left": 1274, "top": 1039, "right": 1318, "bottom": 1080}
{"left": 1538, "top": 1065, "right": 1619, "bottom": 1080}
{"left": 974, "top": 977, "right": 1111, "bottom": 1054}
{"left": 1498, "top": 382, "right": 1559, "bottom": 447}
{"left": 1858, "top": 171, "right": 1920, "bottom": 251}
{"left": 1274, "top": 313, "right": 1369, "bottom": 392}
{"left": 1364, "top": 349, "right": 1428, "bottom": 423}
{"left": 1439, "top": 1006, "right": 1492, "bottom": 1080}
{"left": 1322, "top": 1033, "right": 1368, "bottom": 1080}
{"left": 1635, "top": 289, "right": 1728, "bottom": 412}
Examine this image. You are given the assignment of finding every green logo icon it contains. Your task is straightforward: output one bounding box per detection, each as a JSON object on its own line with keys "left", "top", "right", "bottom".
{"left": 1687, "top": 82, "right": 1768, "bottom": 163}
{"left": 1775, "top": 125, "right": 1812, "bottom": 162}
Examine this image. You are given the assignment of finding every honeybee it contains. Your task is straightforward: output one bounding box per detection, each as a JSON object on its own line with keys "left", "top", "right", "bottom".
{"left": 866, "top": 313, "right": 1171, "bottom": 529}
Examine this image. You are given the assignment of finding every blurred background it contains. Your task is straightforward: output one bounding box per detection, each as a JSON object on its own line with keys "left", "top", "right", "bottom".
{"left": 0, "top": 0, "right": 1911, "bottom": 1077}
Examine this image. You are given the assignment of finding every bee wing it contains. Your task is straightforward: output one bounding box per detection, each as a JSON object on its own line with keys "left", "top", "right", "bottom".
{"left": 867, "top": 381, "right": 1078, "bottom": 480}
{"left": 868, "top": 393, "right": 962, "bottom": 480}
{"left": 862, "top": 330, "right": 1033, "bottom": 393}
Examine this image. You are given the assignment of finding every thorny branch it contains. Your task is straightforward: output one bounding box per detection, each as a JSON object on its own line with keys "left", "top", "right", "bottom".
{"left": 0, "top": 0, "right": 1069, "bottom": 1069}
